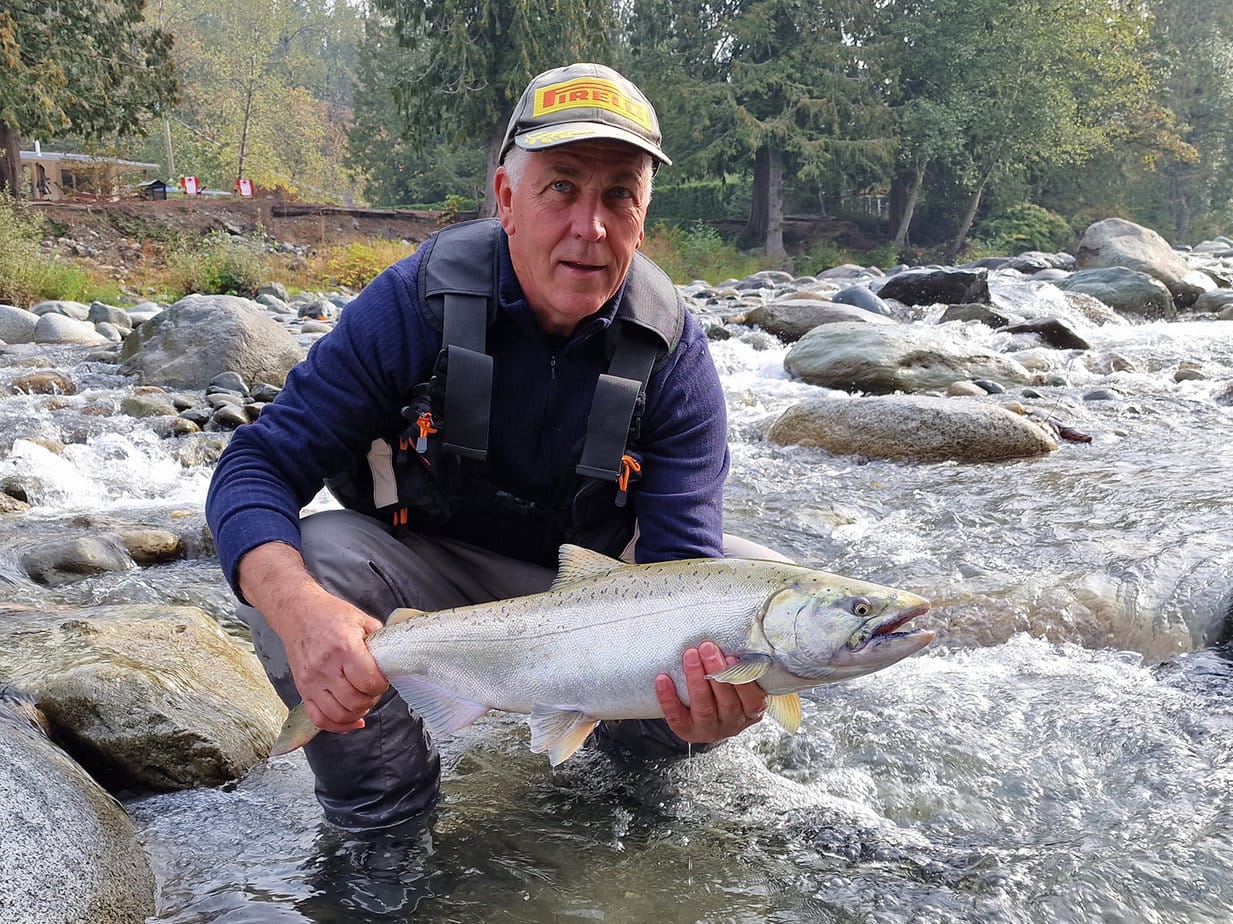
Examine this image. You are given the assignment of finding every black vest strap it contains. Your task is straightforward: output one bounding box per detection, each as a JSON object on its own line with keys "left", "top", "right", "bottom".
{"left": 441, "top": 290, "right": 492, "bottom": 460}
{"left": 576, "top": 327, "right": 661, "bottom": 480}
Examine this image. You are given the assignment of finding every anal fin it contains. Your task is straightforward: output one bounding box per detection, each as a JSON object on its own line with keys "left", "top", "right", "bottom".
{"left": 529, "top": 704, "right": 598, "bottom": 766}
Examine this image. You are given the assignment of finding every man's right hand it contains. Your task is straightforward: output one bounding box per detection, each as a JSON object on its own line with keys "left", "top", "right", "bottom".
{"left": 238, "top": 542, "right": 389, "bottom": 734}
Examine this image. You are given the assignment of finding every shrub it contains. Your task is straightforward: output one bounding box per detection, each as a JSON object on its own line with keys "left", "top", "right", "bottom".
{"left": 642, "top": 222, "right": 770, "bottom": 284}
{"left": 0, "top": 193, "right": 113, "bottom": 307}
{"left": 319, "top": 239, "right": 416, "bottom": 290}
{"left": 647, "top": 180, "right": 751, "bottom": 228}
{"left": 166, "top": 231, "right": 267, "bottom": 298}
{"left": 974, "top": 203, "right": 1076, "bottom": 255}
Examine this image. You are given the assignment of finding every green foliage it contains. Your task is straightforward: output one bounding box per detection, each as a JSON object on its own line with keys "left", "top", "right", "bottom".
{"left": 641, "top": 222, "right": 770, "bottom": 284}
{"left": 647, "top": 181, "right": 750, "bottom": 227}
{"left": 0, "top": 0, "right": 176, "bottom": 192}
{"left": 166, "top": 232, "right": 265, "bottom": 298}
{"left": 0, "top": 193, "right": 104, "bottom": 306}
{"left": 973, "top": 203, "right": 1076, "bottom": 255}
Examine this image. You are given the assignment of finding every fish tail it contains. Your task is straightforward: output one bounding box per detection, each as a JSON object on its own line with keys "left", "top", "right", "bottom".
{"left": 270, "top": 702, "right": 321, "bottom": 756}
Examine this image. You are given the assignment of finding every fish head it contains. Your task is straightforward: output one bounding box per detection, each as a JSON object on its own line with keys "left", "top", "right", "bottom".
{"left": 760, "top": 572, "right": 934, "bottom": 683}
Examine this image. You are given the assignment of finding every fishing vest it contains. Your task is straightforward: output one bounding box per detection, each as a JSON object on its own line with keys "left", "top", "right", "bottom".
{"left": 324, "top": 219, "right": 686, "bottom": 567}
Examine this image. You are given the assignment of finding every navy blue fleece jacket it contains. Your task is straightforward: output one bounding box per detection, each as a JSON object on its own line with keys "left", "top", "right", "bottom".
{"left": 205, "top": 229, "right": 729, "bottom": 598}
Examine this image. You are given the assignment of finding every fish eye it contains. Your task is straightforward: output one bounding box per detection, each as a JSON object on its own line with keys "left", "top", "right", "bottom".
{"left": 851, "top": 598, "right": 872, "bottom": 618}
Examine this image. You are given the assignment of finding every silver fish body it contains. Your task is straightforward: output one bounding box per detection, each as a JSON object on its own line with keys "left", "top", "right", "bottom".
{"left": 274, "top": 545, "right": 934, "bottom": 765}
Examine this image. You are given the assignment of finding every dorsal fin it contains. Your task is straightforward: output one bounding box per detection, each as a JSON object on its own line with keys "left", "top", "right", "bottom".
{"left": 550, "top": 544, "right": 628, "bottom": 590}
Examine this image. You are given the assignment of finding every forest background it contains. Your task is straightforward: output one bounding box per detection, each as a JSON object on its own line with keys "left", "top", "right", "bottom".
{"left": 2, "top": 0, "right": 1233, "bottom": 271}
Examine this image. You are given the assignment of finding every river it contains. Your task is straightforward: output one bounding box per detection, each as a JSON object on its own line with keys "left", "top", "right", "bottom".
{"left": 2, "top": 269, "right": 1232, "bottom": 923}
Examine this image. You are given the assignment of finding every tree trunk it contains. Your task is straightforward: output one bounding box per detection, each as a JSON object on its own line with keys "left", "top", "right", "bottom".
{"left": 743, "top": 146, "right": 770, "bottom": 248}
{"left": 890, "top": 159, "right": 927, "bottom": 249}
{"left": 1176, "top": 196, "right": 1193, "bottom": 242}
{"left": 237, "top": 82, "right": 255, "bottom": 184}
{"left": 764, "top": 145, "right": 786, "bottom": 262}
{"left": 0, "top": 122, "right": 22, "bottom": 198}
{"left": 945, "top": 167, "right": 994, "bottom": 262}
{"left": 480, "top": 131, "right": 503, "bottom": 218}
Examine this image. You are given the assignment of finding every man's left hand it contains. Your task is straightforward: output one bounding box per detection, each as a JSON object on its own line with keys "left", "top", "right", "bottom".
{"left": 655, "top": 640, "right": 767, "bottom": 744}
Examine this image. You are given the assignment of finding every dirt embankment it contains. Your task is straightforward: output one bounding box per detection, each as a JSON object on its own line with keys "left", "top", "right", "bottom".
{"left": 32, "top": 196, "right": 450, "bottom": 265}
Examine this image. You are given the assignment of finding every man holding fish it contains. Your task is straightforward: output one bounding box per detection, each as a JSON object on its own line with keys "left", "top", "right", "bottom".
{"left": 206, "top": 63, "right": 932, "bottom": 832}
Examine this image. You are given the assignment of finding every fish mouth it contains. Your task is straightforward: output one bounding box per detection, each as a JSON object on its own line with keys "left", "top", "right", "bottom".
{"left": 847, "top": 600, "right": 933, "bottom": 652}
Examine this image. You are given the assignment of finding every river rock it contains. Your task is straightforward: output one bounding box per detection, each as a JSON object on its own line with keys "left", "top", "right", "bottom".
{"left": 116, "top": 528, "right": 184, "bottom": 565}
{"left": 0, "top": 304, "right": 39, "bottom": 344}
{"left": 31, "top": 299, "right": 91, "bottom": 321}
{"left": 784, "top": 321, "right": 1033, "bottom": 395}
{"left": 877, "top": 268, "right": 990, "bottom": 306}
{"left": 1075, "top": 218, "right": 1206, "bottom": 308}
{"left": 0, "top": 604, "right": 286, "bottom": 791}
{"left": 88, "top": 302, "right": 134, "bottom": 331}
{"left": 34, "top": 312, "right": 109, "bottom": 345}
{"left": 119, "top": 294, "right": 304, "bottom": 389}
{"left": 830, "top": 285, "right": 892, "bottom": 316}
{"left": 1192, "top": 289, "right": 1233, "bottom": 313}
{"left": 999, "top": 318, "right": 1091, "bottom": 351}
{"left": 1053, "top": 267, "right": 1176, "bottom": 319}
{"left": 745, "top": 300, "right": 896, "bottom": 341}
{"left": 767, "top": 394, "right": 1058, "bottom": 462}
{"left": 120, "top": 394, "right": 178, "bottom": 418}
{"left": 21, "top": 537, "right": 135, "bottom": 586}
{"left": 11, "top": 371, "right": 77, "bottom": 395}
{"left": 0, "top": 696, "right": 156, "bottom": 923}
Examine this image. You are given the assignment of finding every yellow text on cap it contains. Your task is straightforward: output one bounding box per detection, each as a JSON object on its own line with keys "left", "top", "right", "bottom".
{"left": 533, "top": 78, "right": 653, "bottom": 133}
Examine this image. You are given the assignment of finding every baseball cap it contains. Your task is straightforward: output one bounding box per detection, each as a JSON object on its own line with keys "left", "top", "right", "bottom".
{"left": 499, "top": 63, "right": 672, "bottom": 167}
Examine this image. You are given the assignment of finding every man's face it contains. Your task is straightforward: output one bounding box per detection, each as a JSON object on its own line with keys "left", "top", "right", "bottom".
{"left": 495, "top": 141, "right": 651, "bottom": 337}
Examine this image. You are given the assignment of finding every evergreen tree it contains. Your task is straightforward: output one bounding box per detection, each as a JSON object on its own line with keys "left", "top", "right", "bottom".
{"left": 0, "top": 0, "right": 176, "bottom": 195}
{"left": 368, "top": 0, "right": 612, "bottom": 216}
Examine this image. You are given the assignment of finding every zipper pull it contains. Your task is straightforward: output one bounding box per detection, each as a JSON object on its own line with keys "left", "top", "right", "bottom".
{"left": 615, "top": 453, "right": 641, "bottom": 508}
{"left": 415, "top": 412, "right": 438, "bottom": 453}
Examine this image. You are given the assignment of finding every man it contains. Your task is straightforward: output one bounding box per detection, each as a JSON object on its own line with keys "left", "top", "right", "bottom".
{"left": 206, "top": 63, "right": 773, "bottom": 832}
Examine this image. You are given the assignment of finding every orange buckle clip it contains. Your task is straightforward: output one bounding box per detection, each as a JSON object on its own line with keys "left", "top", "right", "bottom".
{"left": 615, "top": 454, "right": 641, "bottom": 508}
{"left": 415, "top": 412, "right": 438, "bottom": 453}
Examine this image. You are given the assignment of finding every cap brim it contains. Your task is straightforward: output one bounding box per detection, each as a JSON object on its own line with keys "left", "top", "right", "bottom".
{"left": 513, "top": 122, "right": 672, "bottom": 167}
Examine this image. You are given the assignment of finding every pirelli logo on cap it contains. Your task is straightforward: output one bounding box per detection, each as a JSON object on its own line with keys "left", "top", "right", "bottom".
{"left": 533, "top": 78, "right": 654, "bottom": 132}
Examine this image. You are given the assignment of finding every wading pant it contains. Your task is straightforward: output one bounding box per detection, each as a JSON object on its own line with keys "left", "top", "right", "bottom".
{"left": 239, "top": 508, "right": 791, "bottom": 831}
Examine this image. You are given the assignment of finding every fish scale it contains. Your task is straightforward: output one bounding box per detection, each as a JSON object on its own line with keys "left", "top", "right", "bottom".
{"left": 273, "top": 544, "right": 934, "bottom": 766}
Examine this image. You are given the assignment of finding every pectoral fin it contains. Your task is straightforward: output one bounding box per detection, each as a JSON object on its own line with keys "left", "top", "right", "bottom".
{"left": 766, "top": 693, "right": 802, "bottom": 733}
{"left": 705, "top": 653, "right": 773, "bottom": 685}
{"left": 529, "top": 705, "right": 598, "bottom": 766}
{"left": 270, "top": 702, "right": 321, "bottom": 756}
{"left": 386, "top": 673, "right": 489, "bottom": 742}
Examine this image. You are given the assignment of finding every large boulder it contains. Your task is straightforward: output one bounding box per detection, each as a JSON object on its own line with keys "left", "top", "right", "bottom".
{"left": 119, "top": 294, "right": 304, "bottom": 389}
{"left": 1075, "top": 218, "right": 1205, "bottom": 308}
{"left": 768, "top": 394, "right": 1058, "bottom": 463}
{"left": 1053, "top": 267, "right": 1176, "bottom": 319}
{"left": 0, "top": 604, "right": 285, "bottom": 791}
{"left": 784, "top": 321, "right": 1033, "bottom": 395}
{"left": 0, "top": 696, "right": 155, "bottom": 923}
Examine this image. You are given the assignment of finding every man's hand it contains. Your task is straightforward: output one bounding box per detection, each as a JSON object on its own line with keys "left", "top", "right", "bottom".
{"left": 655, "top": 640, "right": 767, "bottom": 744}
{"left": 239, "top": 542, "right": 389, "bottom": 735}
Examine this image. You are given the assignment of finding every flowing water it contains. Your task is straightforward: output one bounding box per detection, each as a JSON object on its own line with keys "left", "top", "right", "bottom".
{"left": 4, "top": 277, "right": 1233, "bottom": 923}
